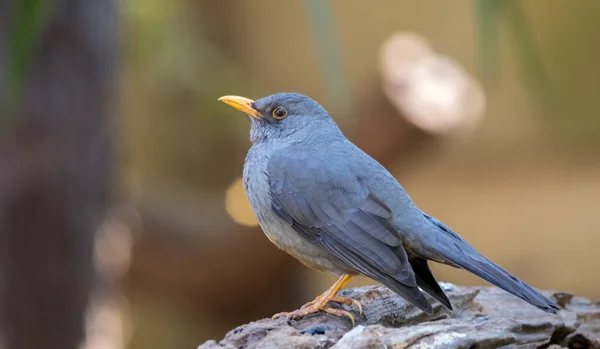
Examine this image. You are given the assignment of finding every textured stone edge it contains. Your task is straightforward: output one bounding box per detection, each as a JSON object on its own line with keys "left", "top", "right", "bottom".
{"left": 199, "top": 284, "right": 600, "bottom": 349}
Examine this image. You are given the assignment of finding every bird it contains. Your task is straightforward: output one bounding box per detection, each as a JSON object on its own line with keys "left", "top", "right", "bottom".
{"left": 218, "top": 92, "right": 560, "bottom": 325}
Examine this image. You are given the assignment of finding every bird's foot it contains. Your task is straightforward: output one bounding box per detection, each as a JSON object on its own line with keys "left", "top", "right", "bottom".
{"left": 300, "top": 295, "right": 363, "bottom": 315}
{"left": 272, "top": 295, "right": 362, "bottom": 326}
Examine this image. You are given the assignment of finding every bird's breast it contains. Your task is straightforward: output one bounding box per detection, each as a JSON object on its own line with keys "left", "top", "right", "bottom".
{"left": 242, "top": 148, "right": 271, "bottom": 217}
{"left": 242, "top": 146, "right": 353, "bottom": 274}
{"left": 242, "top": 148, "right": 308, "bottom": 254}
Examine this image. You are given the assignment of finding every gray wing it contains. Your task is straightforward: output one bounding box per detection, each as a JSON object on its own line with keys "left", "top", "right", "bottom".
{"left": 268, "top": 152, "right": 432, "bottom": 313}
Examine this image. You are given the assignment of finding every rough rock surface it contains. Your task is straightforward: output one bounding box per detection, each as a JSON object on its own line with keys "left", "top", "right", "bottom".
{"left": 199, "top": 283, "right": 600, "bottom": 349}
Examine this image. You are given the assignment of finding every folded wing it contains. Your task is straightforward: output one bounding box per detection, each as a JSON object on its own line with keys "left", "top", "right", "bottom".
{"left": 268, "top": 152, "right": 433, "bottom": 313}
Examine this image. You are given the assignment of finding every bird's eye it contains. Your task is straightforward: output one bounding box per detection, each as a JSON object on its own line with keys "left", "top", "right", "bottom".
{"left": 272, "top": 106, "right": 288, "bottom": 120}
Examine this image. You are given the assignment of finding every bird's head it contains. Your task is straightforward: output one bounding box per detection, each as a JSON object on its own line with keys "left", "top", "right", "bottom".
{"left": 218, "top": 92, "right": 340, "bottom": 144}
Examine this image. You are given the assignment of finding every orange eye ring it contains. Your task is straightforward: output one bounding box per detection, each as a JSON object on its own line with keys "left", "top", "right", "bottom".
{"left": 272, "top": 106, "right": 288, "bottom": 119}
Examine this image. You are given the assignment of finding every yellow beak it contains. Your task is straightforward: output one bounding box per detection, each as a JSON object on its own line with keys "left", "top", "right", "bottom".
{"left": 218, "top": 95, "right": 263, "bottom": 120}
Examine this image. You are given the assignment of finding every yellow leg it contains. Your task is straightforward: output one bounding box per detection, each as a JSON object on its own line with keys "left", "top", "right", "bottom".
{"left": 272, "top": 275, "right": 362, "bottom": 325}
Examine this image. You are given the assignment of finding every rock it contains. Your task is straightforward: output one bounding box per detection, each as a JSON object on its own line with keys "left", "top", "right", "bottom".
{"left": 198, "top": 283, "right": 600, "bottom": 349}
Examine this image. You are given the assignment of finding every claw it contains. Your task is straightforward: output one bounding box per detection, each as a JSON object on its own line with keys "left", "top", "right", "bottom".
{"left": 353, "top": 299, "right": 363, "bottom": 315}
{"left": 322, "top": 307, "right": 355, "bottom": 326}
{"left": 270, "top": 275, "right": 362, "bottom": 325}
{"left": 329, "top": 296, "right": 363, "bottom": 315}
{"left": 272, "top": 296, "right": 362, "bottom": 326}
{"left": 271, "top": 312, "right": 289, "bottom": 320}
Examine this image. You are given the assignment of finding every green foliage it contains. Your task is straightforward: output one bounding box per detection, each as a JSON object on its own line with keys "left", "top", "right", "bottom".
{"left": 502, "top": 0, "right": 556, "bottom": 120}
{"left": 476, "top": 0, "right": 555, "bottom": 118}
{"left": 474, "top": 0, "right": 600, "bottom": 146}
{"left": 304, "top": 0, "right": 351, "bottom": 121}
{"left": 476, "top": 0, "right": 500, "bottom": 80}
{"left": 4, "top": 0, "right": 52, "bottom": 121}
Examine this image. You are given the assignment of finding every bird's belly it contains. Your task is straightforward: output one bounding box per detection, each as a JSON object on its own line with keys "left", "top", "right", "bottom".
{"left": 258, "top": 215, "right": 351, "bottom": 274}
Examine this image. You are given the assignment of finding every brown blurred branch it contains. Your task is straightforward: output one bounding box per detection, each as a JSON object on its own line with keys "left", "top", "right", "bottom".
{"left": 354, "top": 32, "right": 486, "bottom": 170}
{"left": 0, "top": 1, "right": 117, "bottom": 348}
{"left": 353, "top": 84, "right": 433, "bottom": 170}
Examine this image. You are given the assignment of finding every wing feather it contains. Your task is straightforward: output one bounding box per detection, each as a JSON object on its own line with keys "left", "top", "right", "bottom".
{"left": 268, "top": 152, "right": 432, "bottom": 313}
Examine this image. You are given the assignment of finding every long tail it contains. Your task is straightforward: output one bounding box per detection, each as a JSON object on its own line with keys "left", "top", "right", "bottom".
{"left": 421, "top": 213, "right": 561, "bottom": 314}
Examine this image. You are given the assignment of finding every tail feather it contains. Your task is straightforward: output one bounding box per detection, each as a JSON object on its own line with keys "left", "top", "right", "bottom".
{"left": 410, "top": 258, "right": 453, "bottom": 311}
{"left": 448, "top": 249, "right": 560, "bottom": 313}
{"left": 422, "top": 214, "right": 561, "bottom": 314}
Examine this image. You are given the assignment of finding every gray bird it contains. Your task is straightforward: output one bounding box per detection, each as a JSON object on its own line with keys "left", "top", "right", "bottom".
{"left": 219, "top": 92, "right": 560, "bottom": 324}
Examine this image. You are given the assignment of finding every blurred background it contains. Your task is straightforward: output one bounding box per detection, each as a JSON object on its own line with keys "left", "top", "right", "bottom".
{"left": 1, "top": 0, "right": 600, "bottom": 348}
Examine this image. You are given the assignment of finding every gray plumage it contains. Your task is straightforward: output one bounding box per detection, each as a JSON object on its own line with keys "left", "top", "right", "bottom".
{"left": 241, "top": 92, "right": 560, "bottom": 314}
